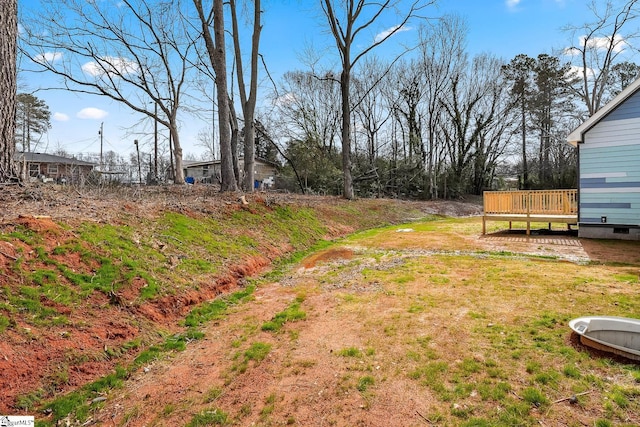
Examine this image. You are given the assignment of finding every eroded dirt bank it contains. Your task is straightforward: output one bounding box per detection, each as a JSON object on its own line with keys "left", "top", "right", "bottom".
{"left": 0, "top": 185, "right": 482, "bottom": 418}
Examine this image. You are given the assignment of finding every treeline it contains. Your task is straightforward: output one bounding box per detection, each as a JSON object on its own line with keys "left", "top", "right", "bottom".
{"left": 14, "top": 1, "right": 640, "bottom": 197}
{"left": 263, "top": 15, "right": 638, "bottom": 198}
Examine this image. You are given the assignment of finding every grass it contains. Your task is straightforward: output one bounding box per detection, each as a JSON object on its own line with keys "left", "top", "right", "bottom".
{"left": 187, "top": 408, "right": 228, "bottom": 426}
{"left": 28, "top": 283, "right": 257, "bottom": 426}
{"left": 261, "top": 296, "right": 306, "bottom": 332}
{"left": 296, "top": 217, "right": 640, "bottom": 425}
{"left": 231, "top": 342, "right": 272, "bottom": 374}
{"left": 6, "top": 205, "right": 640, "bottom": 426}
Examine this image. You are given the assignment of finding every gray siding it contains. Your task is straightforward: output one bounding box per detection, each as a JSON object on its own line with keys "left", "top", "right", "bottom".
{"left": 602, "top": 89, "right": 640, "bottom": 122}
{"left": 580, "top": 117, "right": 640, "bottom": 227}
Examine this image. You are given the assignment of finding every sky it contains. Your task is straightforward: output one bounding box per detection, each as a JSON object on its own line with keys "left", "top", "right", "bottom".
{"left": 17, "top": 0, "right": 638, "bottom": 160}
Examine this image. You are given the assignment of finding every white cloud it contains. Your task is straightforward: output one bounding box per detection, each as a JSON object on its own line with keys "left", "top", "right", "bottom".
{"left": 76, "top": 108, "right": 108, "bottom": 120}
{"left": 53, "top": 112, "right": 69, "bottom": 122}
{"left": 33, "top": 51, "right": 63, "bottom": 64}
{"left": 374, "top": 24, "right": 412, "bottom": 43}
{"left": 81, "top": 56, "right": 139, "bottom": 77}
{"left": 582, "top": 34, "right": 628, "bottom": 53}
{"left": 564, "top": 34, "right": 628, "bottom": 57}
{"left": 506, "top": 0, "right": 521, "bottom": 10}
{"left": 568, "top": 65, "right": 595, "bottom": 80}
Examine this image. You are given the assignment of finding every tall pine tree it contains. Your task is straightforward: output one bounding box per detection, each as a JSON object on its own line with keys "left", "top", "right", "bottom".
{"left": 0, "top": 0, "right": 18, "bottom": 181}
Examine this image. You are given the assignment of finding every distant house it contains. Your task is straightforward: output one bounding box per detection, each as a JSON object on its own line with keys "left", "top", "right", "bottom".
{"left": 183, "top": 157, "right": 278, "bottom": 188}
{"left": 14, "top": 152, "right": 95, "bottom": 184}
{"left": 567, "top": 78, "right": 640, "bottom": 240}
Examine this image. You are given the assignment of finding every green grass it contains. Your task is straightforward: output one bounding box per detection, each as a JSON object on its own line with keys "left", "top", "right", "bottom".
{"left": 357, "top": 375, "right": 375, "bottom": 392}
{"left": 187, "top": 408, "right": 228, "bottom": 426}
{"left": 244, "top": 342, "right": 272, "bottom": 362}
{"left": 261, "top": 297, "right": 306, "bottom": 332}
{"left": 232, "top": 342, "right": 272, "bottom": 374}
{"left": 337, "top": 347, "right": 362, "bottom": 358}
{"left": 184, "top": 285, "right": 256, "bottom": 328}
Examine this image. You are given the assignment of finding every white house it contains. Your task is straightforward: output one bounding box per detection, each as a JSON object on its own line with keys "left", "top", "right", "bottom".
{"left": 183, "top": 157, "right": 278, "bottom": 188}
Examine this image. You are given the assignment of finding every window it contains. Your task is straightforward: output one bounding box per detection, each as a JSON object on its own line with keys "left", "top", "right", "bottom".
{"left": 47, "top": 164, "right": 59, "bottom": 175}
{"left": 28, "top": 163, "right": 40, "bottom": 177}
{"left": 202, "top": 165, "right": 209, "bottom": 176}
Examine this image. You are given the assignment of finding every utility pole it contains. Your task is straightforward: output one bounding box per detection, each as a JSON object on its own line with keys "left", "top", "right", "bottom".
{"left": 99, "top": 122, "right": 104, "bottom": 170}
{"left": 134, "top": 139, "right": 142, "bottom": 184}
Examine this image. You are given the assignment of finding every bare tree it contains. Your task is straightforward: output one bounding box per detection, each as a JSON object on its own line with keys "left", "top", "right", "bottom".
{"left": 0, "top": 0, "right": 18, "bottom": 182}
{"left": 194, "top": 0, "right": 238, "bottom": 192}
{"left": 21, "top": 0, "right": 197, "bottom": 183}
{"left": 274, "top": 71, "right": 341, "bottom": 155}
{"left": 196, "top": 128, "right": 217, "bottom": 160}
{"left": 353, "top": 56, "right": 392, "bottom": 169}
{"left": 418, "top": 15, "right": 467, "bottom": 198}
{"left": 320, "top": 0, "right": 432, "bottom": 199}
{"left": 563, "top": 0, "right": 639, "bottom": 116}
{"left": 439, "top": 54, "right": 512, "bottom": 195}
{"left": 270, "top": 71, "right": 342, "bottom": 193}
{"left": 230, "top": 0, "right": 262, "bottom": 192}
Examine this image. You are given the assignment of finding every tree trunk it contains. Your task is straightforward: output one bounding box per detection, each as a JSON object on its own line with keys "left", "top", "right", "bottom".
{"left": 230, "top": 0, "right": 261, "bottom": 193}
{"left": 229, "top": 100, "right": 241, "bottom": 187}
{"left": 340, "top": 68, "right": 354, "bottom": 199}
{"left": 170, "top": 125, "right": 185, "bottom": 184}
{"left": 194, "top": 0, "right": 237, "bottom": 192}
{"left": 0, "top": 0, "right": 18, "bottom": 182}
{"left": 521, "top": 97, "right": 528, "bottom": 190}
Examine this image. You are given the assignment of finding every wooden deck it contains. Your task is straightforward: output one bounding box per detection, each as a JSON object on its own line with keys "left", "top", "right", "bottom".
{"left": 482, "top": 190, "right": 578, "bottom": 235}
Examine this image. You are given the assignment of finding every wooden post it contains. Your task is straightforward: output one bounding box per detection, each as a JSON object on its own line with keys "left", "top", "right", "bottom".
{"left": 526, "top": 191, "right": 531, "bottom": 235}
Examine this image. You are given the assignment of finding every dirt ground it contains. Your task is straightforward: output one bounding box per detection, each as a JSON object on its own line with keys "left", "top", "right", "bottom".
{"left": 87, "top": 223, "right": 639, "bottom": 427}
{"left": 1, "top": 185, "right": 638, "bottom": 426}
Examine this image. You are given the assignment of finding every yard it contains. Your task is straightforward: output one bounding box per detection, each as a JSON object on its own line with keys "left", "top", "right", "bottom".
{"left": 1, "top": 186, "right": 639, "bottom": 426}
{"left": 91, "top": 217, "right": 640, "bottom": 426}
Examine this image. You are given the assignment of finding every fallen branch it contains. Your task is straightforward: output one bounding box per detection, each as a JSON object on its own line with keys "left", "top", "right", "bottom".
{"left": 0, "top": 250, "right": 18, "bottom": 261}
{"left": 552, "top": 390, "right": 592, "bottom": 404}
{"left": 415, "top": 410, "right": 432, "bottom": 424}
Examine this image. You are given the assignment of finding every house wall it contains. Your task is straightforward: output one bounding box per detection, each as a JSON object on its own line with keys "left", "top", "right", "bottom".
{"left": 26, "top": 163, "right": 93, "bottom": 184}
{"left": 184, "top": 161, "right": 276, "bottom": 185}
{"left": 185, "top": 165, "right": 218, "bottom": 182}
{"left": 254, "top": 162, "right": 276, "bottom": 182}
{"left": 579, "top": 99, "right": 640, "bottom": 240}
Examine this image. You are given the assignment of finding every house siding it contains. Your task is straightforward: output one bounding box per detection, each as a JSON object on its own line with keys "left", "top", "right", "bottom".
{"left": 579, "top": 117, "right": 640, "bottom": 239}
{"left": 601, "top": 89, "right": 640, "bottom": 122}
{"left": 183, "top": 159, "right": 277, "bottom": 186}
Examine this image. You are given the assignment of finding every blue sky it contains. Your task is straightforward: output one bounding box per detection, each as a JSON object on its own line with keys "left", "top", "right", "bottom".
{"left": 18, "top": 0, "right": 635, "bottom": 159}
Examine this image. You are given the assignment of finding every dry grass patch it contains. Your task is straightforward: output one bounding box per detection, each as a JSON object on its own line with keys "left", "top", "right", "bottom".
{"left": 89, "top": 216, "right": 640, "bottom": 427}
{"left": 289, "top": 218, "right": 640, "bottom": 426}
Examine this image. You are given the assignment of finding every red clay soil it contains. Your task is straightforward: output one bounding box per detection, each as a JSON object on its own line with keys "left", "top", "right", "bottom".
{"left": 0, "top": 186, "right": 484, "bottom": 417}
{"left": 0, "top": 204, "right": 272, "bottom": 414}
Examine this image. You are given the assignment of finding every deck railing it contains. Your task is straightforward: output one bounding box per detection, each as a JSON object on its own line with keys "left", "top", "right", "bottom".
{"left": 482, "top": 189, "right": 578, "bottom": 235}
{"left": 483, "top": 189, "right": 578, "bottom": 216}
